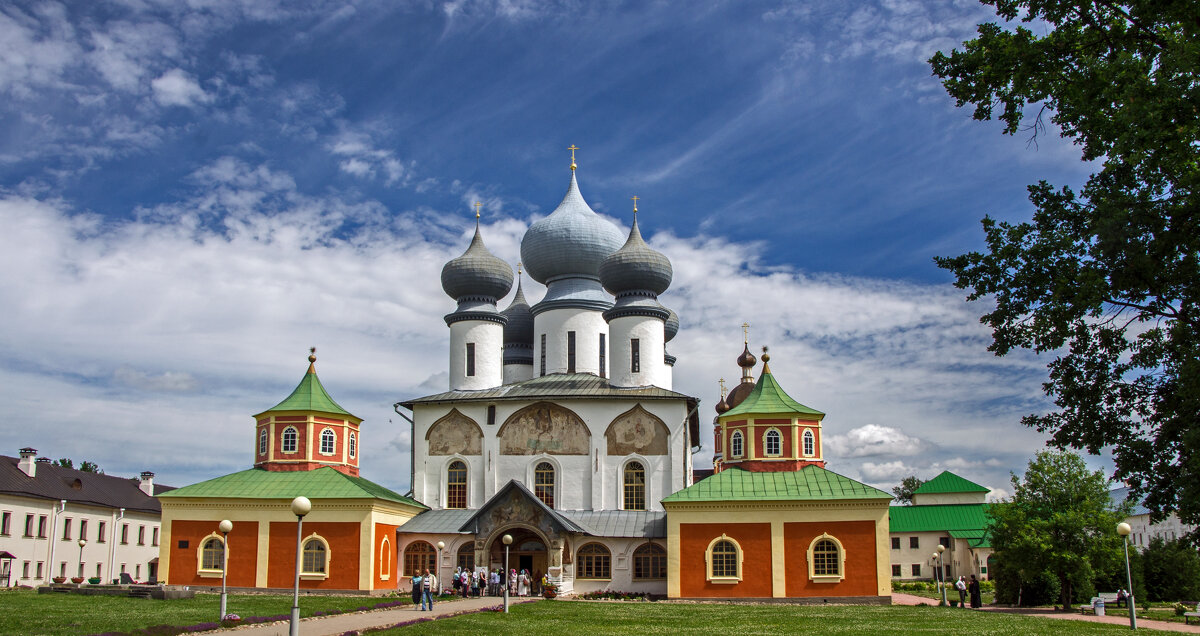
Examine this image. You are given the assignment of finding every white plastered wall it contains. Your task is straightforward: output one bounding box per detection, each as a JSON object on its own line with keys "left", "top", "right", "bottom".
{"left": 449, "top": 321, "right": 504, "bottom": 390}
{"left": 532, "top": 309, "right": 608, "bottom": 376}
{"left": 606, "top": 315, "right": 668, "bottom": 389}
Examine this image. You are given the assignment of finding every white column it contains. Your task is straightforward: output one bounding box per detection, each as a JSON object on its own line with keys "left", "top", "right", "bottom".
{"left": 449, "top": 321, "right": 504, "bottom": 390}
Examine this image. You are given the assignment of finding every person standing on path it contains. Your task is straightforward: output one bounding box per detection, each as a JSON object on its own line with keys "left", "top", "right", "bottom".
{"left": 968, "top": 575, "right": 982, "bottom": 609}
{"left": 411, "top": 572, "right": 422, "bottom": 609}
{"left": 956, "top": 576, "right": 967, "bottom": 607}
{"left": 421, "top": 569, "right": 437, "bottom": 611}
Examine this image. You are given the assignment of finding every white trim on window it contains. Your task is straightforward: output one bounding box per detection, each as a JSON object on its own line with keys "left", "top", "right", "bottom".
{"left": 319, "top": 427, "right": 336, "bottom": 456}
{"left": 763, "top": 428, "right": 782, "bottom": 457}
{"left": 806, "top": 532, "right": 846, "bottom": 583}
{"left": 802, "top": 428, "right": 816, "bottom": 457}
{"left": 281, "top": 426, "right": 299, "bottom": 454}
{"left": 705, "top": 534, "right": 743, "bottom": 583}
{"left": 730, "top": 430, "right": 744, "bottom": 459}
{"left": 300, "top": 533, "right": 331, "bottom": 580}
{"left": 196, "top": 533, "right": 226, "bottom": 579}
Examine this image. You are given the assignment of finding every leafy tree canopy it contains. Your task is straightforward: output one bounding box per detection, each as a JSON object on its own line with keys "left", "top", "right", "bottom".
{"left": 930, "top": 0, "right": 1200, "bottom": 541}
{"left": 988, "top": 451, "right": 1127, "bottom": 609}
{"left": 892, "top": 476, "right": 926, "bottom": 505}
{"left": 53, "top": 458, "right": 103, "bottom": 473}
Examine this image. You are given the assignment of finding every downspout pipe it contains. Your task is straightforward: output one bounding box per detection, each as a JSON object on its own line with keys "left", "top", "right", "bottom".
{"left": 393, "top": 402, "right": 416, "bottom": 498}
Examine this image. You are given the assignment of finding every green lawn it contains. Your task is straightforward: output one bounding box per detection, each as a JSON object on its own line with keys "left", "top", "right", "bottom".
{"left": 375, "top": 600, "right": 1178, "bottom": 635}
{"left": 0, "top": 589, "right": 413, "bottom": 636}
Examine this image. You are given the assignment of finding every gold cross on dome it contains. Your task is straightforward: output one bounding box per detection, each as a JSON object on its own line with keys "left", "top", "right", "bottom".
{"left": 742, "top": 322, "right": 750, "bottom": 344}
{"left": 517, "top": 262, "right": 523, "bottom": 276}
{"left": 718, "top": 378, "right": 727, "bottom": 397}
{"left": 474, "top": 201, "right": 482, "bottom": 219}
{"left": 568, "top": 144, "right": 579, "bottom": 170}
{"left": 631, "top": 195, "right": 639, "bottom": 213}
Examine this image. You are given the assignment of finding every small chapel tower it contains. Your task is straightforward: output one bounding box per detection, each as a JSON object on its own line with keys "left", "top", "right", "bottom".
{"left": 253, "top": 349, "right": 362, "bottom": 476}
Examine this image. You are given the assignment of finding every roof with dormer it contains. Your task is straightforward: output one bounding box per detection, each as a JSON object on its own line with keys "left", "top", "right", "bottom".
{"left": 720, "top": 365, "right": 824, "bottom": 419}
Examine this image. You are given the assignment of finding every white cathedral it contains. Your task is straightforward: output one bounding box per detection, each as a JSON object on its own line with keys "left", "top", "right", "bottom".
{"left": 394, "top": 156, "right": 700, "bottom": 595}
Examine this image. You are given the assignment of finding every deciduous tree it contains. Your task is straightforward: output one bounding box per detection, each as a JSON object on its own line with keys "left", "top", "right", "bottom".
{"left": 892, "top": 476, "right": 926, "bottom": 505}
{"left": 930, "top": 0, "right": 1200, "bottom": 541}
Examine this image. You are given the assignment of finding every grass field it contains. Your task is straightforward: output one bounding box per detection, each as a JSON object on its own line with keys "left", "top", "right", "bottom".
{"left": 375, "top": 600, "right": 1179, "bottom": 635}
{"left": 0, "top": 589, "right": 412, "bottom": 635}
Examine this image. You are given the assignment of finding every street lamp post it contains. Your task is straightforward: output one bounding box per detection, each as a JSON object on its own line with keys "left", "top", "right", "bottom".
{"left": 435, "top": 541, "right": 445, "bottom": 598}
{"left": 1117, "top": 522, "right": 1137, "bottom": 630}
{"left": 289, "top": 497, "right": 311, "bottom": 636}
{"left": 936, "top": 544, "right": 948, "bottom": 606}
{"left": 502, "top": 534, "right": 513, "bottom": 614}
{"left": 218, "top": 520, "right": 232, "bottom": 621}
{"left": 77, "top": 539, "right": 87, "bottom": 581}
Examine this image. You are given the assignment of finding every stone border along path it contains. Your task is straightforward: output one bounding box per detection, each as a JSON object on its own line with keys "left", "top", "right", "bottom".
{"left": 891, "top": 592, "right": 1200, "bottom": 634}
{"left": 202, "top": 596, "right": 540, "bottom": 636}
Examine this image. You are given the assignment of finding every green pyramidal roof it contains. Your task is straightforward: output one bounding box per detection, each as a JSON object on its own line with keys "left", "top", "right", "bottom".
{"left": 721, "top": 365, "right": 824, "bottom": 418}
{"left": 913, "top": 471, "right": 990, "bottom": 495}
{"left": 258, "top": 361, "right": 354, "bottom": 418}
{"left": 159, "top": 467, "right": 425, "bottom": 508}
{"left": 662, "top": 465, "right": 891, "bottom": 503}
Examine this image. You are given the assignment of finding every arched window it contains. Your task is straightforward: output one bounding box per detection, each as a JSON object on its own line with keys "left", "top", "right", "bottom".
{"left": 456, "top": 542, "right": 474, "bottom": 572}
{"left": 633, "top": 543, "right": 666, "bottom": 580}
{"left": 302, "top": 538, "right": 327, "bottom": 574}
{"left": 349, "top": 432, "right": 357, "bottom": 458}
{"left": 730, "top": 431, "right": 744, "bottom": 458}
{"left": 404, "top": 541, "right": 436, "bottom": 576}
{"left": 807, "top": 533, "right": 845, "bottom": 583}
{"left": 803, "top": 429, "right": 815, "bottom": 456}
{"left": 320, "top": 428, "right": 336, "bottom": 455}
{"left": 380, "top": 537, "right": 391, "bottom": 580}
{"left": 282, "top": 427, "right": 298, "bottom": 453}
{"left": 765, "top": 429, "right": 781, "bottom": 456}
{"left": 201, "top": 537, "right": 224, "bottom": 571}
{"left": 258, "top": 428, "right": 268, "bottom": 456}
{"left": 447, "top": 460, "right": 467, "bottom": 509}
{"left": 623, "top": 461, "right": 646, "bottom": 511}
{"left": 576, "top": 543, "right": 611, "bottom": 580}
{"left": 706, "top": 534, "right": 742, "bottom": 582}
{"left": 534, "top": 462, "right": 555, "bottom": 508}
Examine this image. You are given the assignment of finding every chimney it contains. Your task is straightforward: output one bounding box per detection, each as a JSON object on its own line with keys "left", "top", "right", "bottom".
{"left": 139, "top": 471, "right": 155, "bottom": 496}
{"left": 18, "top": 448, "right": 37, "bottom": 477}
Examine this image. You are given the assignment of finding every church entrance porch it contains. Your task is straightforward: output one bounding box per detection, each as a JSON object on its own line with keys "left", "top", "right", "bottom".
{"left": 489, "top": 527, "right": 548, "bottom": 595}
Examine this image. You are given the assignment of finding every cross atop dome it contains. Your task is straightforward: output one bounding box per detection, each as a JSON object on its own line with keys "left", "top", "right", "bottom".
{"left": 568, "top": 144, "right": 579, "bottom": 170}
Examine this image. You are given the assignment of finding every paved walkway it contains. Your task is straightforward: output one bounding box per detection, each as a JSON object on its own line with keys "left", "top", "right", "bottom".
{"left": 218, "top": 596, "right": 539, "bottom": 636}
{"left": 892, "top": 592, "right": 1200, "bottom": 633}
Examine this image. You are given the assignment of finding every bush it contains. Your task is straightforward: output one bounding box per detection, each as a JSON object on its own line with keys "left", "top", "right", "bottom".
{"left": 1143, "top": 537, "right": 1200, "bottom": 602}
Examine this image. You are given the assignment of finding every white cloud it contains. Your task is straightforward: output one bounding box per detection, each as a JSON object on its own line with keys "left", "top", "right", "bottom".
{"left": 151, "top": 69, "right": 211, "bottom": 107}
{"left": 329, "top": 131, "right": 413, "bottom": 187}
{"left": 860, "top": 461, "right": 918, "bottom": 483}
{"left": 987, "top": 487, "right": 1011, "bottom": 502}
{"left": 825, "top": 424, "right": 928, "bottom": 459}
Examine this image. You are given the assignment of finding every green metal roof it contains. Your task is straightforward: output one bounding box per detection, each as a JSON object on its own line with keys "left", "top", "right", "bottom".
{"left": 912, "top": 471, "right": 990, "bottom": 495}
{"left": 720, "top": 367, "right": 824, "bottom": 418}
{"left": 949, "top": 529, "right": 992, "bottom": 549}
{"left": 888, "top": 503, "right": 991, "bottom": 533}
{"left": 158, "top": 467, "right": 425, "bottom": 508}
{"left": 662, "top": 465, "right": 890, "bottom": 503}
{"left": 259, "top": 362, "right": 354, "bottom": 418}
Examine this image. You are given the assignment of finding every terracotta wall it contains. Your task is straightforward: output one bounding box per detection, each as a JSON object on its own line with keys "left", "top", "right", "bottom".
{"left": 783, "top": 520, "right": 879, "bottom": 597}
{"left": 274, "top": 416, "right": 308, "bottom": 458}
{"left": 166, "top": 520, "right": 259, "bottom": 587}
{"left": 752, "top": 419, "right": 791, "bottom": 457}
{"left": 267, "top": 521, "right": 361, "bottom": 590}
{"left": 374, "top": 523, "right": 399, "bottom": 591}
{"left": 678, "top": 522, "right": 772, "bottom": 598}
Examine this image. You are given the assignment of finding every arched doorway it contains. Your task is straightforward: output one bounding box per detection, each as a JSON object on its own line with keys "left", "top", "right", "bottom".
{"left": 489, "top": 527, "right": 548, "bottom": 593}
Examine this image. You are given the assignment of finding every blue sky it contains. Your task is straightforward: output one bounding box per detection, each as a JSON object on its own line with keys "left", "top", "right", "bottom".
{"left": 0, "top": 0, "right": 1102, "bottom": 498}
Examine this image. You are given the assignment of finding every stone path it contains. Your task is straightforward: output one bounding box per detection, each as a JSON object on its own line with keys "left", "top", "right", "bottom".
{"left": 891, "top": 592, "right": 1200, "bottom": 633}
{"left": 218, "top": 596, "right": 539, "bottom": 636}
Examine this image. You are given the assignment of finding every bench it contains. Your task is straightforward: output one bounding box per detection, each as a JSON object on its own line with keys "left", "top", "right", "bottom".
{"left": 1184, "top": 601, "right": 1200, "bottom": 625}
{"left": 1080, "top": 593, "right": 1120, "bottom": 615}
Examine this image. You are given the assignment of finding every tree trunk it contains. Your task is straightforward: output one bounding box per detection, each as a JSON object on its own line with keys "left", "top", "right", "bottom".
{"left": 1060, "top": 576, "right": 1072, "bottom": 611}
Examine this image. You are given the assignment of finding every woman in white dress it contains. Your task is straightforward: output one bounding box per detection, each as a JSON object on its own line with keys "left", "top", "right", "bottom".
{"left": 518, "top": 569, "right": 529, "bottom": 596}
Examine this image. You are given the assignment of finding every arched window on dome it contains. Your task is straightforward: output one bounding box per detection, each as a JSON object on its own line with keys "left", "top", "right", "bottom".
{"left": 447, "top": 460, "right": 467, "bottom": 509}
{"left": 803, "top": 429, "right": 815, "bottom": 456}
{"left": 534, "top": 462, "right": 555, "bottom": 508}
{"left": 730, "top": 431, "right": 744, "bottom": 458}
{"left": 623, "top": 461, "right": 646, "bottom": 511}
{"left": 349, "top": 432, "right": 357, "bottom": 459}
{"left": 281, "top": 427, "right": 298, "bottom": 453}
{"left": 258, "top": 428, "right": 268, "bottom": 456}
{"left": 764, "top": 429, "right": 781, "bottom": 456}
{"left": 319, "top": 428, "right": 336, "bottom": 455}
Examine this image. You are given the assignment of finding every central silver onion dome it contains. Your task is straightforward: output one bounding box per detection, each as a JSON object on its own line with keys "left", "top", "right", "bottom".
{"left": 501, "top": 277, "right": 534, "bottom": 365}
{"left": 599, "top": 215, "right": 673, "bottom": 296}
{"left": 441, "top": 224, "right": 514, "bottom": 302}
{"left": 521, "top": 172, "right": 624, "bottom": 285}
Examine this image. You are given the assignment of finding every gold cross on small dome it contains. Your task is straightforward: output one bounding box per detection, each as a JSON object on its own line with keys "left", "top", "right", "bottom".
{"left": 568, "top": 144, "right": 579, "bottom": 170}
{"left": 474, "top": 201, "right": 482, "bottom": 219}
{"left": 742, "top": 322, "right": 750, "bottom": 344}
{"left": 631, "top": 195, "right": 639, "bottom": 213}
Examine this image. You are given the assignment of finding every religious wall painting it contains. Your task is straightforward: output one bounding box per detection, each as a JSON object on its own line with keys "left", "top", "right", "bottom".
{"left": 498, "top": 402, "right": 590, "bottom": 455}
{"left": 605, "top": 404, "right": 670, "bottom": 455}
{"left": 426, "top": 409, "right": 483, "bottom": 456}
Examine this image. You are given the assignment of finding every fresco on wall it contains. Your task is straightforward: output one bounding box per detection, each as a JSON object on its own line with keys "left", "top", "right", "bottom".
{"left": 605, "top": 404, "right": 670, "bottom": 455}
{"left": 498, "top": 402, "right": 589, "bottom": 455}
{"left": 426, "top": 409, "right": 483, "bottom": 455}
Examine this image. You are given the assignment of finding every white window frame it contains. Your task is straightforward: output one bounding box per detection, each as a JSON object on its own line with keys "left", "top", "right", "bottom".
{"left": 300, "top": 533, "right": 331, "bottom": 580}
{"left": 705, "top": 534, "right": 743, "bottom": 584}
{"left": 281, "top": 426, "right": 299, "bottom": 454}
{"left": 258, "top": 428, "right": 268, "bottom": 456}
{"left": 319, "top": 427, "right": 336, "bottom": 456}
{"left": 802, "top": 428, "right": 815, "bottom": 456}
{"left": 348, "top": 432, "right": 357, "bottom": 459}
{"left": 196, "top": 533, "right": 226, "bottom": 579}
{"left": 730, "top": 430, "right": 744, "bottom": 458}
{"left": 764, "top": 428, "right": 782, "bottom": 457}
{"left": 806, "top": 532, "right": 846, "bottom": 583}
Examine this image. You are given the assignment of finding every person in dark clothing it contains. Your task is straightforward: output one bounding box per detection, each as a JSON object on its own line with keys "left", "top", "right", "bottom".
{"left": 968, "top": 575, "right": 982, "bottom": 608}
{"left": 411, "top": 572, "right": 422, "bottom": 608}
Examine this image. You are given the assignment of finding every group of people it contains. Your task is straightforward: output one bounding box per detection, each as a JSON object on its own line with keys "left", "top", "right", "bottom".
{"left": 953, "top": 574, "right": 983, "bottom": 609}
{"left": 409, "top": 569, "right": 437, "bottom": 611}
{"left": 412, "top": 566, "right": 542, "bottom": 609}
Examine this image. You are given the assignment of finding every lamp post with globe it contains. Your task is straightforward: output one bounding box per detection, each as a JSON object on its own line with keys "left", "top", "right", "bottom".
{"left": 218, "top": 520, "right": 232, "bottom": 620}
{"left": 77, "top": 539, "right": 86, "bottom": 581}
{"left": 435, "top": 541, "right": 445, "bottom": 597}
{"left": 935, "top": 544, "right": 948, "bottom": 606}
{"left": 1117, "top": 522, "right": 1137, "bottom": 630}
{"left": 502, "top": 534, "right": 513, "bottom": 613}
{"left": 288, "top": 497, "right": 311, "bottom": 636}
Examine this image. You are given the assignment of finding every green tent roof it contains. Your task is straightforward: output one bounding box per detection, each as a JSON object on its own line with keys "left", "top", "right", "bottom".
{"left": 888, "top": 503, "right": 991, "bottom": 533}
{"left": 721, "top": 367, "right": 824, "bottom": 418}
{"left": 912, "top": 471, "right": 990, "bottom": 495}
{"left": 159, "top": 467, "right": 425, "bottom": 508}
{"left": 258, "top": 362, "right": 353, "bottom": 418}
{"left": 662, "top": 465, "right": 890, "bottom": 503}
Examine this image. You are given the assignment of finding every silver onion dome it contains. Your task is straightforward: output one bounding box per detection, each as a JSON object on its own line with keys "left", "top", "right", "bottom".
{"left": 441, "top": 224, "right": 514, "bottom": 301}
{"left": 520, "top": 172, "right": 623, "bottom": 284}
{"left": 501, "top": 279, "right": 534, "bottom": 345}
{"left": 599, "top": 215, "right": 673, "bottom": 296}
{"left": 664, "top": 307, "right": 679, "bottom": 343}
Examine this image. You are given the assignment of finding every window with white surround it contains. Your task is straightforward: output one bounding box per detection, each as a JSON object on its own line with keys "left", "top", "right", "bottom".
{"left": 803, "top": 429, "right": 815, "bottom": 456}
{"left": 706, "top": 534, "right": 742, "bottom": 583}
{"left": 320, "top": 428, "right": 336, "bottom": 455}
{"left": 0, "top": 511, "right": 10, "bottom": 536}
{"left": 282, "top": 426, "right": 298, "bottom": 453}
{"left": 97, "top": 521, "right": 106, "bottom": 543}
{"left": 807, "top": 533, "right": 846, "bottom": 583}
{"left": 62, "top": 517, "right": 72, "bottom": 540}
{"left": 198, "top": 535, "right": 225, "bottom": 577}
{"left": 446, "top": 460, "right": 467, "bottom": 509}
{"left": 534, "top": 461, "right": 555, "bottom": 508}
{"left": 730, "top": 431, "right": 744, "bottom": 458}
{"left": 764, "top": 429, "right": 781, "bottom": 456}
{"left": 379, "top": 536, "right": 391, "bottom": 581}
{"left": 349, "top": 432, "right": 357, "bottom": 458}
{"left": 259, "top": 428, "right": 268, "bottom": 455}
{"left": 301, "top": 535, "right": 330, "bottom": 578}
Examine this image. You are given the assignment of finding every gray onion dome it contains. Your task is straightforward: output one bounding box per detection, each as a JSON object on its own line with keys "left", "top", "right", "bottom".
{"left": 664, "top": 308, "right": 679, "bottom": 342}
{"left": 599, "top": 216, "right": 673, "bottom": 296}
{"left": 521, "top": 172, "right": 624, "bottom": 284}
{"left": 441, "top": 225, "right": 514, "bottom": 301}
{"left": 501, "top": 280, "right": 534, "bottom": 344}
